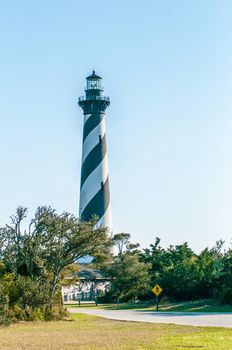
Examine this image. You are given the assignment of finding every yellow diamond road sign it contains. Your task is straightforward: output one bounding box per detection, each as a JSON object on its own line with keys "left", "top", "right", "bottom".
{"left": 152, "top": 284, "right": 163, "bottom": 296}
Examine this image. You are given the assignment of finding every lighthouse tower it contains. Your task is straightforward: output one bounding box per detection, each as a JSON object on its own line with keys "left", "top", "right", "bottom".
{"left": 78, "top": 71, "right": 112, "bottom": 230}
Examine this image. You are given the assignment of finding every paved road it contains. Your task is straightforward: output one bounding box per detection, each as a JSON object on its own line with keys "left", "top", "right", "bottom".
{"left": 68, "top": 307, "right": 232, "bottom": 328}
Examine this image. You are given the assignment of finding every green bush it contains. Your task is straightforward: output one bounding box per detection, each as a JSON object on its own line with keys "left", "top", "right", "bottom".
{"left": 11, "top": 276, "right": 50, "bottom": 309}
{"left": 220, "top": 288, "right": 232, "bottom": 305}
{"left": 12, "top": 304, "right": 26, "bottom": 320}
{"left": 0, "top": 274, "right": 68, "bottom": 325}
{"left": 0, "top": 282, "right": 11, "bottom": 325}
{"left": 23, "top": 306, "right": 46, "bottom": 321}
{"left": 44, "top": 305, "right": 69, "bottom": 321}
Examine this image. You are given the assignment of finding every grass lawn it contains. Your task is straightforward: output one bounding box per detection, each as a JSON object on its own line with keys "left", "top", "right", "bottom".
{"left": 0, "top": 314, "right": 231, "bottom": 350}
{"left": 66, "top": 299, "right": 232, "bottom": 313}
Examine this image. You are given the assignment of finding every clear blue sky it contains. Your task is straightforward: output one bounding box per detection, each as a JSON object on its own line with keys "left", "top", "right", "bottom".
{"left": 0, "top": 0, "right": 231, "bottom": 252}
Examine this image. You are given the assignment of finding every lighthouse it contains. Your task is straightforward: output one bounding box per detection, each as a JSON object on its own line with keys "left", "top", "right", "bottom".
{"left": 78, "top": 71, "right": 112, "bottom": 230}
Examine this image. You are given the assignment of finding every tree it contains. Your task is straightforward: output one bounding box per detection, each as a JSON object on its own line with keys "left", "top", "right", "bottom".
{"left": 107, "top": 254, "right": 151, "bottom": 302}
{"left": 104, "top": 234, "right": 150, "bottom": 302}
{"left": 113, "top": 233, "right": 131, "bottom": 257}
{"left": 140, "top": 238, "right": 228, "bottom": 301}
{"left": 0, "top": 206, "right": 112, "bottom": 309}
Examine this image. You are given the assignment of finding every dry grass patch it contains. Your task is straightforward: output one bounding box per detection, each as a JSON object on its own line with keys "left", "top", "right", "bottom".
{"left": 0, "top": 314, "right": 231, "bottom": 350}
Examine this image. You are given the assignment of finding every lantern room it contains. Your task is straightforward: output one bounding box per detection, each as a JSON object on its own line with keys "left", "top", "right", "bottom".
{"left": 86, "top": 71, "right": 103, "bottom": 91}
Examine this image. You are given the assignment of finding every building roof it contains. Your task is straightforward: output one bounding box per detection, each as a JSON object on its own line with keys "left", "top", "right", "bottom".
{"left": 77, "top": 264, "right": 110, "bottom": 280}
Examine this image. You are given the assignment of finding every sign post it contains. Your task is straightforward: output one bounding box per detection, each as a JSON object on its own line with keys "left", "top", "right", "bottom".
{"left": 152, "top": 284, "right": 163, "bottom": 310}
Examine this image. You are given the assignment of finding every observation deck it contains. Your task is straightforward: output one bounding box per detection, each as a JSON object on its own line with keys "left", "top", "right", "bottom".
{"left": 78, "top": 95, "right": 110, "bottom": 103}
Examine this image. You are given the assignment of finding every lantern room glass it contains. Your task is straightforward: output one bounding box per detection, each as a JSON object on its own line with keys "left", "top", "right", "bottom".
{"left": 87, "top": 78, "right": 102, "bottom": 90}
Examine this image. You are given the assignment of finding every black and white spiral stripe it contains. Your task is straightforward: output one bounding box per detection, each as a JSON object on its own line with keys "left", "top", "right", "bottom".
{"left": 79, "top": 112, "right": 112, "bottom": 229}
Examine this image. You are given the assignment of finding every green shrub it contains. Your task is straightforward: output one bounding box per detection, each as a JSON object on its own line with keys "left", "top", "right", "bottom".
{"left": 12, "top": 304, "right": 26, "bottom": 320}
{"left": 23, "top": 306, "right": 45, "bottom": 321}
{"left": 44, "top": 305, "right": 69, "bottom": 321}
{"left": 0, "top": 282, "right": 11, "bottom": 325}
{"left": 220, "top": 288, "right": 232, "bottom": 304}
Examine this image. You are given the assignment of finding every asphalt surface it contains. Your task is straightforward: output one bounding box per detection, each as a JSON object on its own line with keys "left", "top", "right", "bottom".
{"left": 68, "top": 307, "right": 232, "bottom": 328}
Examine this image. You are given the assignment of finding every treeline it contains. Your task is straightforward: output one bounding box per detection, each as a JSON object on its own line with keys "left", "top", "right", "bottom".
{"left": 1, "top": 207, "right": 231, "bottom": 325}
{"left": 101, "top": 234, "right": 232, "bottom": 304}
{"left": 0, "top": 207, "right": 110, "bottom": 325}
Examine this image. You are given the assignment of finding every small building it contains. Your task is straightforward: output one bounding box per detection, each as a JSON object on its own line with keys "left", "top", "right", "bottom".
{"left": 62, "top": 265, "right": 111, "bottom": 302}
